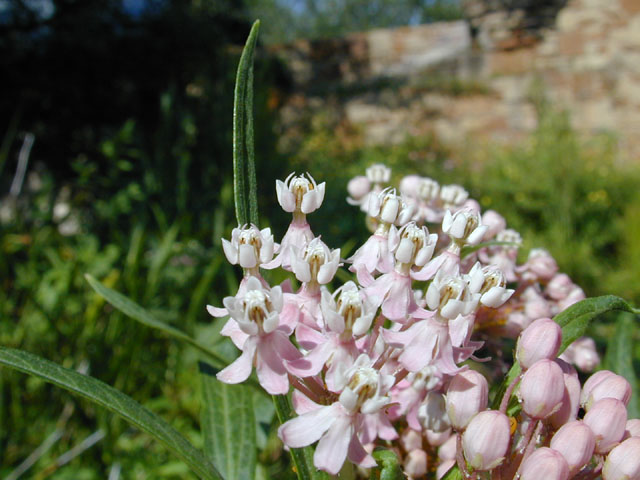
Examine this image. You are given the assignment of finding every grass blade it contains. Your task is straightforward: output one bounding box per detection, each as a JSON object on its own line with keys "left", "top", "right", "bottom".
{"left": 0, "top": 347, "right": 222, "bottom": 480}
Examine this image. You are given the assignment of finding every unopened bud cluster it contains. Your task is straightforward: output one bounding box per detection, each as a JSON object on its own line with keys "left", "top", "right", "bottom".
{"left": 209, "top": 165, "right": 637, "bottom": 478}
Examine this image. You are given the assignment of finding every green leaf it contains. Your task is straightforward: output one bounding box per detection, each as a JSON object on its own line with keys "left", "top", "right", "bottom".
{"left": 85, "top": 274, "right": 229, "bottom": 367}
{"left": 440, "top": 464, "right": 463, "bottom": 480}
{"left": 233, "top": 20, "right": 261, "bottom": 226}
{"left": 199, "top": 362, "right": 256, "bottom": 480}
{"left": 554, "top": 295, "right": 637, "bottom": 353}
{"left": 604, "top": 312, "right": 639, "bottom": 418}
{"left": 370, "top": 449, "right": 403, "bottom": 480}
{"left": 0, "top": 347, "right": 222, "bottom": 480}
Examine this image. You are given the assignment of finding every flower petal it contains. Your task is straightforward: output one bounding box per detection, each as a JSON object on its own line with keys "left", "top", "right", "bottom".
{"left": 278, "top": 404, "right": 337, "bottom": 448}
{"left": 314, "top": 413, "right": 353, "bottom": 475}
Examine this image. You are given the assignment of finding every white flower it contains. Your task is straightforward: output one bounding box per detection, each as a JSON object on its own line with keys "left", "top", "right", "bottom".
{"left": 320, "top": 282, "right": 375, "bottom": 337}
{"left": 222, "top": 224, "right": 275, "bottom": 269}
{"left": 393, "top": 222, "right": 438, "bottom": 267}
{"left": 442, "top": 208, "right": 487, "bottom": 245}
{"left": 366, "top": 164, "right": 391, "bottom": 184}
{"left": 466, "top": 263, "right": 514, "bottom": 308}
{"left": 222, "top": 277, "right": 283, "bottom": 335}
{"left": 367, "top": 188, "right": 414, "bottom": 226}
{"left": 337, "top": 354, "right": 393, "bottom": 414}
{"left": 418, "top": 392, "right": 451, "bottom": 433}
{"left": 292, "top": 237, "right": 341, "bottom": 284}
{"left": 417, "top": 177, "right": 440, "bottom": 203}
{"left": 426, "top": 270, "right": 479, "bottom": 319}
{"left": 439, "top": 184, "right": 468, "bottom": 208}
{"left": 276, "top": 172, "right": 326, "bottom": 214}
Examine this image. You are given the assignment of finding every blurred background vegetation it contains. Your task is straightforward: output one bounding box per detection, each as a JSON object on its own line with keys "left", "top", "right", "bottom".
{"left": 1, "top": 0, "right": 639, "bottom": 478}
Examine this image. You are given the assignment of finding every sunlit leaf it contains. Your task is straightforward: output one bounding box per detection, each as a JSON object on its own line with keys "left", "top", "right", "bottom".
{"left": 200, "top": 362, "right": 256, "bottom": 480}
{"left": 0, "top": 347, "right": 222, "bottom": 480}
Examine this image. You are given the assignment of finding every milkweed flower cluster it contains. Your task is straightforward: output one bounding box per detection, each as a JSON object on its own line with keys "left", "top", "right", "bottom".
{"left": 209, "top": 166, "right": 640, "bottom": 478}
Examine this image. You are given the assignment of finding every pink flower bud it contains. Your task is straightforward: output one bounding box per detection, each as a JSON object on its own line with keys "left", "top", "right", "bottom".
{"left": 557, "top": 286, "right": 586, "bottom": 311}
{"left": 626, "top": 419, "right": 640, "bottom": 439}
{"left": 446, "top": 370, "right": 489, "bottom": 430}
{"left": 583, "top": 398, "right": 628, "bottom": 454}
{"left": 401, "top": 429, "right": 423, "bottom": 452}
{"left": 347, "top": 176, "right": 371, "bottom": 200}
{"left": 516, "top": 318, "right": 563, "bottom": 369}
{"left": 581, "top": 370, "right": 616, "bottom": 406}
{"left": 584, "top": 373, "right": 631, "bottom": 410}
{"left": 550, "top": 421, "right": 596, "bottom": 476}
{"left": 603, "top": 437, "right": 640, "bottom": 480}
{"left": 549, "top": 360, "right": 581, "bottom": 429}
{"left": 525, "top": 248, "right": 558, "bottom": 281}
{"left": 404, "top": 449, "right": 428, "bottom": 478}
{"left": 519, "top": 447, "right": 570, "bottom": 480}
{"left": 399, "top": 175, "right": 422, "bottom": 198}
{"left": 559, "top": 337, "right": 600, "bottom": 372}
{"left": 481, "top": 210, "right": 506, "bottom": 240}
{"left": 519, "top": 359, "right": 566, "bottom": 419}
{"left": 546, "top": 273, "right": 574, "bottom": 300}
{"left": 462, "top": 410, "right": 511, "bottom": 471}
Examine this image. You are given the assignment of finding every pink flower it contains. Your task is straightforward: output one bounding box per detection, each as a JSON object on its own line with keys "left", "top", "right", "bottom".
{"left": 215, "top": 277, "right": 301, "bottom": 395}
{"left": 221, "top": 224, "right": 275, "bottom": 270}
{"left": 276, "top": 172, "right": 325, "bottom": 214}
{"left": 278, "top": 355, "right": 393, "bottom": 474}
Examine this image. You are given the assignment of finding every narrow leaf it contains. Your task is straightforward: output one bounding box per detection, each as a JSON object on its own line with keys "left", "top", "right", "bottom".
{"left": 233, "top": 20, "right": 260, "bottom": 226}
{"left": 0, "top": 347, "right": 222, "bottom": 480}
{"left": 554, "top": 295, "right": 637, "bottom": 353}
{"left": 200, "top": 362, "right": 256, "bottom": 480}
{"left": 85, "top": 274, "right": 229, "bottom": 367}
{"left": 604, "top": 313, "right": 639, "bottom": 418}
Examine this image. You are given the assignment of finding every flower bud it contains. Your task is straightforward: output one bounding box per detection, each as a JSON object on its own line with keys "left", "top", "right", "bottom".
{"left": 583, "top": 398, "right": 628, "bottom": 454}
{"left": 550, "top": 421, "right": 596, "bottom": 476}
{"left": 583, "top": 373, "right": 631, "bottom": 411}
{"left": 581, "top": 370, "right": 615, "bottom": 407}
{"left": 404, "top": 449, "right": 428, "bottom": 478}
{"left": 446, "top": 370, "right": 489, "bottom": 430}
{"left": 401, "top": 429, "right": 423, "bottom": 452}
{"left": 626, "top": 419, "right": 640, "bottom": 439}
{"left": 557, "top": 286, "right": 586, "bottom": 311}
{"left": 519, "top": 359, "right": 565, "bottom": 419}
{"left": 519, "top": 447, "right": 570, "bottom": 480}
{"left": 399, "top": 175, "right": 422, "bottom": 198}
{"left": 603, "top": 437, "right": 640, "bottom": 480}
{"left": 481, "top": 210, "right": 506, "bottom": 240}
{"left": 546, "top": 273, "right": 574, "bottom": 300}
{"left": 560, "top": 337, "right": 600, "bottom": 372}
{"left": 516, "top": 318, "right": 562, "bottom": 369}
{"left": 549, "top": 360, "right": 581, "bottom": 429}
{"left": 347, "top": 175, "right": 371, "bottom": 200}
{"left": 418, "top": 392, "right": 451, "bottom": 433}
{"left": 462, "top": 410, "right": 511, "bottom": 471}
{"left": 525, "top": 248, "right": 558, "bottom": 281}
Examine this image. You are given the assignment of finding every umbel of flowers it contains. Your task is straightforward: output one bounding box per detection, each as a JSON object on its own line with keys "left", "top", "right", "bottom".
{"left": 209, "top": 166, "right": 640, "bottom": 479}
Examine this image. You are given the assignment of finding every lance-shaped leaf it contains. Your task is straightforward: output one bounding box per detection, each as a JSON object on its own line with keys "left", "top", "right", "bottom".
{"left": 200, "top": 362, "right": 256, "bottom": 480}
{"left": 604, "top": 312, "right": 639, "bottom": 418}
{"left": 85, "top": 274, "right": 229, "bottom": 367}
{"left": 0, "top": 347, "right": 222, "bottom": 480}
{"left": 233, "top": 20, "right": 260, "bottom": 226}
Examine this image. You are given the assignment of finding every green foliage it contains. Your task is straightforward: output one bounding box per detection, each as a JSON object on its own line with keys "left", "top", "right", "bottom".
{"left": 200, "top": 365, "right": 256, "bottom": 480}
{"left": 370, "top": 449, "right": 403, "bottom": 480}
{"left": 0, "top": 347, "right": 222, "bottom": 480}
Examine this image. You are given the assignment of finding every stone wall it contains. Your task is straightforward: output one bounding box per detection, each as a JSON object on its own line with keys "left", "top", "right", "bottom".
{"left": 270, "top": 0, "right": 640, "bottom": 161}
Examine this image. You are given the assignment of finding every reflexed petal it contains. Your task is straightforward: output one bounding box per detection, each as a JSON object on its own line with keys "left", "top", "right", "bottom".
{"left": 314, "top": 414, "right": 353, "bottom": 475}
{"left": 217, "top": 338, "right": 257, "bottom": 384}
{"left": 278, "top": 404, "right": 338, "bottom": 448}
